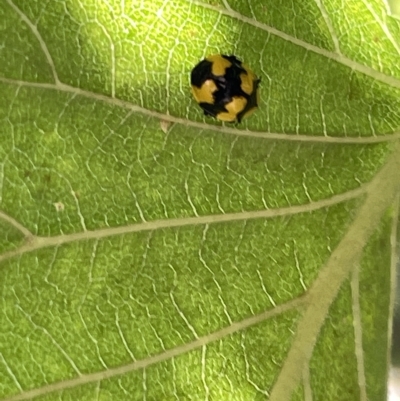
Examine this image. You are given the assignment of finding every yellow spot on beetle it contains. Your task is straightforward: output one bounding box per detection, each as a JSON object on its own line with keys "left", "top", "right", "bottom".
{"left": 191, "top": 79, "right": 218, "bottom": 103}
{"left": 206, "top": 54, "right": 232, "bottom": 76}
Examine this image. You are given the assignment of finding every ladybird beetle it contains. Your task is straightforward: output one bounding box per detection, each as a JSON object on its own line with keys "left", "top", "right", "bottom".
{"left": 190, "top": 54, "right": 261, "bottom": 123}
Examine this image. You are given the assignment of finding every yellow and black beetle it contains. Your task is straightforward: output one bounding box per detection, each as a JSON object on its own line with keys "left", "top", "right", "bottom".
{"left": 190, "top": 54, "right": 260, "bottom": 123}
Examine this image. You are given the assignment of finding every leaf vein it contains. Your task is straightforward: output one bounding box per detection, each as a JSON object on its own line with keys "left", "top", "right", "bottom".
{"left": 0, "top": 211, "right": 33, "bottom": 238}
{"left": 313, "top": 0, "right": 341, "bottom": 53}
{"left": 5, "top": 0, "right": 60, "bottom": 84}
{"left": 350, "top": 265, "right": 368, "bottom": 401}
{"left": 1, "top": 77, "right": 399, "bottom": 144}
{"left": 191, "top": 0, "right": 400, "bottom": 89}
{"left": 2, "top": 297, "right": 305, "bottom": 401}
{"left": 0, "top": 185, "right": 367, "bottom": 265}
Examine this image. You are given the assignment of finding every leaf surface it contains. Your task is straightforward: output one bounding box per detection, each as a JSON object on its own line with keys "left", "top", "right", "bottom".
{"left": 0, "top": 0, "right": 400, "bottom": 400}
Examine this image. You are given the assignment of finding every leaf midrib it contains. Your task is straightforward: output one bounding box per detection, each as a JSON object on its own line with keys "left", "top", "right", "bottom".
{"left": 269, "top": 141, "right": 400, "bottom": 401}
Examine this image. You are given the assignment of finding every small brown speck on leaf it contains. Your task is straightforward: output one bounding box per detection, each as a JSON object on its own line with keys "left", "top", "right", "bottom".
{"left": 53, "top": 202, "right": 65, "bottom": 212}
{"left": 160, "top": 120, "right": 172, "bottom": 133}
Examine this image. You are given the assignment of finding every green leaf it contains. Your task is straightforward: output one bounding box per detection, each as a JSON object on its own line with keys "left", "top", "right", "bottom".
{"left": 0, "top": 0, "right": 399, "bottom": 400}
